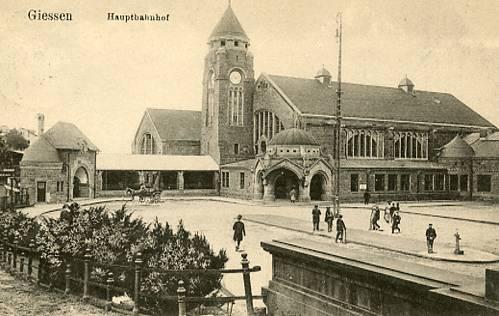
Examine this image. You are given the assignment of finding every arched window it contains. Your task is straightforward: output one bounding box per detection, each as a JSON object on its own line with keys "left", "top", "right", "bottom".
{"left": 206, "top": 71, "right": 215, "bottom": 126}
{"left": 228, "top": 70, "right": 244, "bottom": 126}
{"left": 346, "top": 130, "right": 382, "bottom": 158}
{"left": 393, "top": 132, "right": 428, "bottom": 159}
{"left": 141, "top": 133, "right": 156, "bottom": 155}
{"left": 254, "top": 110, "right": 285, "bottom": 153}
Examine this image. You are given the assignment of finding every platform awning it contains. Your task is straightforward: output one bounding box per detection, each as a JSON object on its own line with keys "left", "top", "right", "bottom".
{"left": 97, "top": 153, "right": 219, "bottom": 171}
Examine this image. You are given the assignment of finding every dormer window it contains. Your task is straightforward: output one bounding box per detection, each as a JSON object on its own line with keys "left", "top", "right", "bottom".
{"left": 221, "top": 40, "right": 226, "bottom": 46}
{"left": 234, "top": 41, "right": 239, "bottom": 47}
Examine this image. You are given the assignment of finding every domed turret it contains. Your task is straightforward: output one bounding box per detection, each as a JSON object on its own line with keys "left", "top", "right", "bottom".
{"left": 314, "top": 66, "right": 332, "bottom": 85}
{"left": 398, "top": 75, "right": 415, "bottom": 93}
{"left": 266, "top": 128, "right": 321, "bottom": 158}
{"left": 439, "top": 135, "right": 475, "bottom": 158}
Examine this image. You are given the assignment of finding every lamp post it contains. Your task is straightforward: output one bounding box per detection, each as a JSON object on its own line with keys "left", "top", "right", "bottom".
{"left": 335, "top": 13, "right": 343, "bottom": 214}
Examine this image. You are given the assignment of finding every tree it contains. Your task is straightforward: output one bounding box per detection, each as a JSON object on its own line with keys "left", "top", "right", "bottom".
{"left": 5, "top": 129, "right": 29, "bottom": 150}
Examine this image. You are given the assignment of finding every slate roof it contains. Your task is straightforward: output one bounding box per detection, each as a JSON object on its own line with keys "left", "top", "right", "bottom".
{"left": 209, "top": 5, "right": 249, "bottom": 42}
{"left": 462, "top": 133, "right": 480, "bottom": 145}
{"left": 471, "top": 139, "right": 499, "bottom": 158}
{"left": 97, "top": 154, "right": 218, "bottom": 171}
{"left": 265, "top": 74, "right": 495, "bottom": 128}
{"left": 342, "top": 159, "right": 447, "bottom": 170}
{"left": 221, "top": 159, "right": 255, "bottom": 169}
{"left": 43, "top": 122, "right": 99, "bottom": 151}
{"left": 21, "top": 136, "right": 61, "bottom": 163}
{"left": 439, "top": 135, "right": 475, "bottom": 158}
{"left": 146, "top": 108, "right": 201, "bottom": 141}
{"left": 269, "top": 128, "right": 320, "bottom": 146}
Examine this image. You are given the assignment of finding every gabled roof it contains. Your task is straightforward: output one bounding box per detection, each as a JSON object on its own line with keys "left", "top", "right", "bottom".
{"left": 264, "top": 74, "right": 495, "bottom": 128}
{"left": 209, "top": 5, "right": 249, "bottom": 42}
{"left": 439, "top": 135, "right": 475, "bottom": 158}
{"left": 97, "top": 153, "right": 218, "bottom": 171}
{"left": 43, "top": 121, "right": 98, "bottom": 151}
{"left": 146, "top": 108, "right": 201, "bottom": 141}
{"left": 471, "top": 138, "right": 499, "bottom": 158}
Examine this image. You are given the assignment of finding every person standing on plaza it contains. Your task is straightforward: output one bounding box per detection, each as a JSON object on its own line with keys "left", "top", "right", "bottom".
{"left": 312, "top": 205, "right": 321, "bottom": 231}
{"left": 363, "top": 190, "right": 370, "bottom": 205}
{"left": 233, "top": 214, "right": 246, "bottom": 251}
{"left": 392, "top": 211, "right": 401, "bottom": 234}
{"left": 371, "top": 205, "right": 381, "bottom": 230}
{"left": 290, "top": 187, "right": 297, "bottom": 203}
{"left": 335, "top": 215, "right": 347, "bottom": 243}
{"left": 425, "top": 223, "right": 437, "bottom": 253}
{"left": 325, "top": 206, "right": 334, "bottom": 232}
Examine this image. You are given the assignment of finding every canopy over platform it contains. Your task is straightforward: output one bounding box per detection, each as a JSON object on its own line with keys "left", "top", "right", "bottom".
{"left": 97, "top": 154, "right": 219, "bottom": 171}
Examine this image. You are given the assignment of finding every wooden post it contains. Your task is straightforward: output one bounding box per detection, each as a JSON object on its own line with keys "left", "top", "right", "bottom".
{"left": 83, "top": 248, "right": 91, "bottom": 300}
{"left": 106, "top": 272, "right": 114, "bottom": 312}
{"left": 177, "top": 279, "right": 187, "bottom": 316}
{"left": 65, "top": 261, "right": 71, "bottom": 295}
{"left": 20, "top": 252, "right": 25, "bottom": 274}
{"left": 241, "top": 253, "right": 255, "bottom": 316}
{"left": 133, "top": 252, "right": 142, "bottom": 315}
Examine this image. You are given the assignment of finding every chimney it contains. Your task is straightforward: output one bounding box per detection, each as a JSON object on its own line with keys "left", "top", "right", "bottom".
{"left": 37, "top": 113, "right": 45, "bottom": 136}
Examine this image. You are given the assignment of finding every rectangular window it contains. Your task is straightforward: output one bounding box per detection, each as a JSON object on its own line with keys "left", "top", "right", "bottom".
{"left": 460, "top": 175, "right": 468, "bottom": 191}
{"left": 424, "top": 174, "right": 433, "bottom": 191}
{"left": 234, "top": 143, "right": 239, "bottom": 155}
{"left": 435, "top": 174, "right": 445, "bottom": 191}
{"left": 374, "top": 174, "right": 385, "bottom": 192}
{"left": 240, "top": 172, "right": 245, "bottom": 189}
{"left": 477, "top": 175, "right": 492, "bottom": 192}
{"left": 221, "top": 171, "right": 230, "bottom": 188}
{"left": 400, "top": 174, "right": 410, "bottom": 191}
{"left": 350, "top": 174, "right": 359, "bottom": 192}
{"left": 449, "top": 175, "right": 458, "bottom": 191}
{"left": 388, "top": 174, "right": 397, "bottom": 191}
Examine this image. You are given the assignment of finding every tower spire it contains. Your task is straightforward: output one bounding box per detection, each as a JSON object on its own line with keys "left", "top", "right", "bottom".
{"left": 228, "top": 0, "right": 231, "bottom": 7}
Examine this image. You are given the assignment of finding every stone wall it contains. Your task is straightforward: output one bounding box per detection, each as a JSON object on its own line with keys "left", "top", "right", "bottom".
{"left": 132, "top": 114, "right": 162, "bottom": 154}
{"left": 163, "top": 140, "right": 201, "bottom": 155}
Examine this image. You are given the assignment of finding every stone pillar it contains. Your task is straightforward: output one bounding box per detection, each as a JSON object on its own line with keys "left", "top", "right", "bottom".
{"left": 253, "top": 174, "right": 264, "bottom": 200}
{"left": 300, "top": 179, "right": 311, "bottom": 203}
{"left": 263, "top": 181, "right": 274, "bottom": 201}
{"left": 177, "top": 171, "right": 184, "bottom": 191}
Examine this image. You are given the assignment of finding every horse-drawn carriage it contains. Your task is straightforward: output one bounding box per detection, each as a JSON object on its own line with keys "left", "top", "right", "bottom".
{"left": 125, "top": 187, "right": 162, "bottom": 203}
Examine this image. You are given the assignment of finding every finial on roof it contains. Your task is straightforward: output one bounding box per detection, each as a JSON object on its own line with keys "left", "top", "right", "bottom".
{"left": 398, "top": 75, "right": 415, "bottom": 93}
{"left": 228, "top": 0, "right": 231, "bottom": 7}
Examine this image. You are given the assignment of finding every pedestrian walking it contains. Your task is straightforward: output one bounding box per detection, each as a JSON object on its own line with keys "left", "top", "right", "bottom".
{"left": 325, "top": 206, "right": 334, "bottom": 232}
{"left": 384, "top": 201, "right": 391, "bottom": 223}
{"left": 392, "top": 211, "right": 401, "bottom": 234}
{"left": 371, "top": 205, "right": 381, "bottom": 230}
{"left": 363, "top": 190, "right": 370, "bottom": 205}
{"left": 290, "top": 187, "right": 297, "bottom": 203}
{"left": 312, "top": 205, "right": 321, "bottom": 231}
{"left": 335, "top": 215, "right": 347, "bottom": 243}
{"left": 425, "top": 223, "right": 437, "bottom": 253}
{"left": 233, "top": 214, "right": 246, "bottom": 251}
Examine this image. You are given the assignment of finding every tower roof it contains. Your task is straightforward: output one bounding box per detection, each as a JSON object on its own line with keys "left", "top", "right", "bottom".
{"left": 209, "top": 5, "right": 249, "bottom": 42}
{"left": 315, "top": 67, "right": 331, "bottom": 78}
{"left": 398, "top": 76, "right": 414, "bottom": 87}
{"left": 269, "top": 128, "right": 320, "bottom": 146}
{"left": 439, "top": 135, "right": 475, "bottom": 158}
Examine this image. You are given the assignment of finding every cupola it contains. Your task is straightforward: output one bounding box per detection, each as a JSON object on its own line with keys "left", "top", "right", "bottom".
{"left": 315, "top": 66, "right": 332, "bottom": 85}
{"left": 398, "top": 75, "right": 415, "bottom": 93}
{"left": 266, "top": 128, "right": 321, "bottom": 158}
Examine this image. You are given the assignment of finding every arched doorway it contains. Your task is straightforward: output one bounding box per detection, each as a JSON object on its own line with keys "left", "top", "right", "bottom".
{"left": 273, "top": 169, "right": 299, "bottom": 200}
{"left": 310, "top": 173, "right": 327, "bottom": 201}
{"left": 260, "top": 140, "right": 267, "bottom": 154}
{"left": 254, "top": 171, "right": 264, "bottom": 199}
{"left": 73, "top": 167, "right": 89, "bottom": 198}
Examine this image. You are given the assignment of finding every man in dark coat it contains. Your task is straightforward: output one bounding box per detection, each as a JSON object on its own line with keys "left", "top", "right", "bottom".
{"left": 426, "top": 223, "right": 437, "bottom": 253}
{"left": 392, "top": 211, "right": 401, "bottom": 234}
{"left": 233, "top": 214, "right": 246, "bottom": 251}
{"left": 335, "top": 215, "right": 347, "bottom": 243}
{"left": 312, "top": 205, "right": 321, "bottom": 231}
{"left": 363, "top": 191, "right": 370, "bottom": 205}
{"left": 325, "top": 207, "right": 334, "bottom": 232}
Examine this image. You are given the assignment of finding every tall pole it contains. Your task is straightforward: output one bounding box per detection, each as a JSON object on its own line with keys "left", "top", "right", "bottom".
{"left": 335, "top": 13, "right": 343, "bottom": 213}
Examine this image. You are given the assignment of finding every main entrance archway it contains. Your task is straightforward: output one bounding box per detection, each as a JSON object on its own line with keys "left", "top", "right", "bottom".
{"left": 310, "top": 173, "right": 327, "bottom": 201}
{"left": 272, "top": 168, "right": 300, "bottom": 201}
{"left": 73, "top": 166, "right": 89, "bottom": 198}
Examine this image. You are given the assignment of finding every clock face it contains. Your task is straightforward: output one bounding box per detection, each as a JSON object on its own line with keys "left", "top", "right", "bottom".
{"left": 229, "top": 71, "right": 242, "bottom": 85}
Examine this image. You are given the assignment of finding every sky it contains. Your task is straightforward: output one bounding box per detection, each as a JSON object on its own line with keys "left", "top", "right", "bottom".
{"left": 1, "top": 0, "right": 498, "bottom": 153}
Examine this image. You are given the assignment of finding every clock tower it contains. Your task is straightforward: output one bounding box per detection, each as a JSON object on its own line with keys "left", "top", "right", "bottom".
{"left": 200, "top": 4, "right": 255, "bottom": 165}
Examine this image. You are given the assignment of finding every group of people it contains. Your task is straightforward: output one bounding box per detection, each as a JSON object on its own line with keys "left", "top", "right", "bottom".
{"left": 311, "top": 205, "right": 347, "bottom": 243}
{"left": 370, "top": 201, "right": 401, "bottom": 234}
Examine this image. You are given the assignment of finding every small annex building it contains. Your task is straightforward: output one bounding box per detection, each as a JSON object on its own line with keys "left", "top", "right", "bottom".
{"left": 20, "top": 122, "right": 98, "bottom": 203}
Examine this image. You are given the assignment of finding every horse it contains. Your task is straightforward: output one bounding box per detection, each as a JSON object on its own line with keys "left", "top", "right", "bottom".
{"left": 125, "top": 187, "right": 162, "bottom": 203}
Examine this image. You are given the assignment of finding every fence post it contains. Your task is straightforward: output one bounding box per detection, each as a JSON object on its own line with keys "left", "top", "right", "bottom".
{"left": 13, "top": 236, "right": 18, "bottom": 271}
{"left": 20, "top": 251, "right": 25, "bottom": 274}
{"left": 65, "top": 260, "right": 71, "bottom": 295}
{"left": 177, "top": 279, "right": 187, "bottom": 316}
{"left": 106, "top": 272, "right": 114, "bottom": 312}
{"left": 83, "top": 248, "right": 92, "bottom": 300}
{"left": 133, "top": 252, "right": 143, "bottom": 316}
{"left": 241, "top": 252, "right": 255, "bottom": 316}
{"left": 28, "top": 239, "right": 34, "bottom": 279}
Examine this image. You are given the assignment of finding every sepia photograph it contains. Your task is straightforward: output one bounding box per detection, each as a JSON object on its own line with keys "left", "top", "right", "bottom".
{"left": 1, "top": 0, "right": 499, "bottom": 315}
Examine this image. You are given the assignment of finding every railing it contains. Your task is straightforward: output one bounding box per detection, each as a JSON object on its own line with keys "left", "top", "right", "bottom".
{"left": 0, "top": 189, "right": 30, "bottom": 211}
{"left": 0, "top": 237, "right": 265, "bottom": 316}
